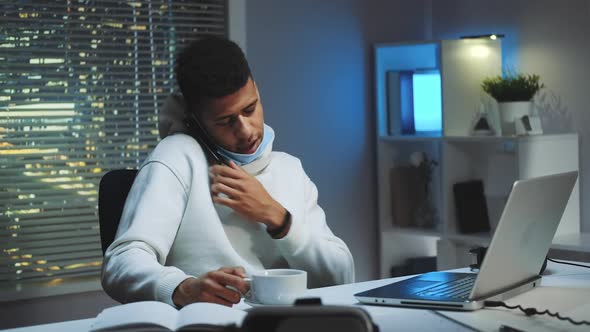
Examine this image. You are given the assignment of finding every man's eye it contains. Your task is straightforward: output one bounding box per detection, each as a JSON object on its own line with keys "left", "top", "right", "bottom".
{"left": 244, "top": 107, "right": 255, "bottom": 114}
{"left": 216, "top": 117, "right": 237, "bottom": 127}
{"left": 216, "top": 119, "right": 232, "bottom": 127}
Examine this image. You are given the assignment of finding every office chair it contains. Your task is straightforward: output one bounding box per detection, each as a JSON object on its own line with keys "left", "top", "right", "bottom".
{"left": 98, "top": 169, "right": 138, "bottom": 255}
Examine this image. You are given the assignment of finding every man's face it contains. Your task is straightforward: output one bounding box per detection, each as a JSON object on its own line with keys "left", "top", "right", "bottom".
{"left": 199, "top": 78, "right": 264, "bottom": 154}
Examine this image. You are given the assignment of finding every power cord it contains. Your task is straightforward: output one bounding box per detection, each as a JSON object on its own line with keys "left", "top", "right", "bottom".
{"left": 484, "top": 300, "right": 590, "bottom": 326}
{"left": 482, "top": 258, "right": 590, "bottom": 326}
{"left": 547, "top": 257, "right": 590, "bottom": 269}
{"left": 470, "top": 249, "right": 590, "bottom": 326}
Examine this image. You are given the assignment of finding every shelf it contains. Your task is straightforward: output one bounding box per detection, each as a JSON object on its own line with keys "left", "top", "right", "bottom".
{"left": 444, "top": 135, "right": 516, "bottom": 143}
{"left": 438, "top": 232, "right": 590, "bottom": 253}
{"left": 379, "top": 133, "right": 577, "bottom": 144}
{"left": 382, "top": 225, "right": 442, "bottom": 238}
{"left": 445, "top": 232, "right": 492, "bottom": 246}
{"left": 379, "top": 135, "right": 441, "bottom": 143}
{"left": 551, "top": 233, "right": 590, "bottom": 253}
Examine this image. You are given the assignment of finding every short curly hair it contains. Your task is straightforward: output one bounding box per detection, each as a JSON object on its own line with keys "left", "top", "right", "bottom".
{"left": 175, "top": 35, "right": 251, "bottom": 114}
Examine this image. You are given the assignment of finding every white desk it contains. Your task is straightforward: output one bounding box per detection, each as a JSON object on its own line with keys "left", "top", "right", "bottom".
{"left": 5, "top": 261, "right": 590, "bottom": 332}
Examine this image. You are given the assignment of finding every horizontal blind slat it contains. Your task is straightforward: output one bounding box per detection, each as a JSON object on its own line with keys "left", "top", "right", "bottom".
{"left": 0, "top": 264, "right": 103, "bottom": 278}
{"left": 3, "top": 246, "right": 102, "bottom": 259}
{"left": 0, "top": 109, "right": 165, "bottom": 116}
{"left": 0, "top": 0, "right": 226, "bottom": 8}
{"left": 0, "top": 91, "right": 179, "bottom": 97}
{"left": 0, "top": 250, "right": 103, "bottom": 268}
{"left": 2, "top": 236, "right": 101, "bottom": 251}
{"left": 3, "top": 228, "right": 100, "bottom": 243}
{"left": 3, "top": 199, "right": 99, "bottom": 210}
{"left": 0, "top": 158, "right": 145, "bottom": 168}
{"left": 1, "top": 200, "right": 100, "bottom": 210}
{"left": 0, "top": 219, "right": 98, "bottom": 230}
{"left": 0, "top": 165, "right": 136, "bottom": 175}
{"left": 1, "top": 243, "right": 101, "bottom": 259}
{"left": 1, "top": 190, "right": 100, "bottom": 200}
{"left": 0, "top": 150, "right": 153, "bottom": 159}
{"left": 0, "top": 33, "right": 224, "bottom": 45}
{"left": 1, "top": 22, "right": 226, "bottom": 31}
{"left": 0, "top": 218, "right": 98, "bottom": 231}
{"left": 1, "top": 268, "right": 103, "bottom": 283}
{"left": 1, "top": 136, "right": 158, "bottom": 145}
{"left": 0, "top": 172, "right": 104, "bottom": 181}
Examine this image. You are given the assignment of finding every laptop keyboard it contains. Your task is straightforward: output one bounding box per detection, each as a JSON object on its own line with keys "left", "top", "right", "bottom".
{"left": 415, "top": 275, "right": 476, "bottom": 299}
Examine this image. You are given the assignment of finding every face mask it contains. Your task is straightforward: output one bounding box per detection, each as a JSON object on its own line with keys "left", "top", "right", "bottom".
{"left": 217, "top": 124, "right": 275, "bottom": 166}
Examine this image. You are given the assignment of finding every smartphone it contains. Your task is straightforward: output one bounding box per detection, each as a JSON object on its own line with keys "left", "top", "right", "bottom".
{"left": 184, "top": 112, "right": 229, "bottom": 165}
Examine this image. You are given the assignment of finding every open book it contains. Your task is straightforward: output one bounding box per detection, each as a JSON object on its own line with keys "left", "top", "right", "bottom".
{"left": 90, "top": 301, "right": 247, "bottom": 331}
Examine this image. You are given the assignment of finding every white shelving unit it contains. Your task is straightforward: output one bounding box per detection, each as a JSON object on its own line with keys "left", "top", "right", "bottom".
{"left": 375, "top": 39, "right": 581, "bottom": 278}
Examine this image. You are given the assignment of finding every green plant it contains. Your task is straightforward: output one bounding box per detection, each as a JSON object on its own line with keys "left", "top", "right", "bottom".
{"left": 482, "top": 73, "right": 544, "bottom": 102}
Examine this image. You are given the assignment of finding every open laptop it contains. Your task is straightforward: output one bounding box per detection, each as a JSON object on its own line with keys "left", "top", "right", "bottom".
{"left": 355, "top": 171, "right": 578, "bottom": 311}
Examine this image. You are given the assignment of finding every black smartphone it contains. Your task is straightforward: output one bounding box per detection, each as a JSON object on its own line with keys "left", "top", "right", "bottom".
{"left": 184, "top": 113, "right": 229, "bottom": 165}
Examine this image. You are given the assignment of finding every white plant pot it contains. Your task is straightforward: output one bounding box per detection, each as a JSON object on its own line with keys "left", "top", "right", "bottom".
{"left": 498, "top": 101, "right": 533, "bottom": 136}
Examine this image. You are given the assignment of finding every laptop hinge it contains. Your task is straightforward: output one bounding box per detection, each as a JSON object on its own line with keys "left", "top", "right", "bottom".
{"left": 472, "top": 275, "right": 541, "bottom": 301}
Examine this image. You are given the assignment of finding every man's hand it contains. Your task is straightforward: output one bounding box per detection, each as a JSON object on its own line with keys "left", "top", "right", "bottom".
{"left": 172, "top": 266, "right": 249, "bottom": 308}
{"left": 210, "top": 161, "right": 286, "bottom": 230}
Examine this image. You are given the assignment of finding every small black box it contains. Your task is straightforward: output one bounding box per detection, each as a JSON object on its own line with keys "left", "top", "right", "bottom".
{"left": 453, "top": 180, "right": 490, "bottom": 234}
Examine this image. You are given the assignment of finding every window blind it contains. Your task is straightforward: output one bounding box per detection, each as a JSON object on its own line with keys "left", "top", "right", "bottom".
{"left": 0, "top": 0, "right": 227, "bottom": 285}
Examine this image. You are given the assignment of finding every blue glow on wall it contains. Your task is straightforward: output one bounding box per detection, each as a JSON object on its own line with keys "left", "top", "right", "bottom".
{"left": 412, "top": 72, "right": 442, "bottom": 133}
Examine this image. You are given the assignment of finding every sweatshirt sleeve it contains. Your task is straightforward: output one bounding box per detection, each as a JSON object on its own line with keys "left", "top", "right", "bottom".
{"left": 101, "top": 161, "right": 192, "bottom": 306}
{"left": 273, "top": 173, "right": 355, "bottom": 288}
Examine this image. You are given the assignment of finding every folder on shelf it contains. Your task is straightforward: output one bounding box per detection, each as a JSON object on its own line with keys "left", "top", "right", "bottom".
{"left": 390, "top": 166, "right": 426, "bottom": 227}
{"left": 386, "top": 71, "right": 402, "bottom": 135}
{"left": 386, "top": 71, "right": 415, "bottom": 135}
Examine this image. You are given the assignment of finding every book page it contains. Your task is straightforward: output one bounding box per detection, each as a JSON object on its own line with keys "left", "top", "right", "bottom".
{"left": 90, "top": 301, "right": 178, "bottom": 331}
{"left": 176, "top": 302, "right": 247, "bottom": 330}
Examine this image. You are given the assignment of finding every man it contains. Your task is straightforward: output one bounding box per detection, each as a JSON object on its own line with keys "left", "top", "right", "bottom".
{"left": 102, "top": 36, "right": 354, "bottom": 308}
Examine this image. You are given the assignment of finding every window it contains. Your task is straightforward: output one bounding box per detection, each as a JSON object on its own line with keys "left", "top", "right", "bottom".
{"left": 0, "top": 0, "right": 227, "bottom": 287}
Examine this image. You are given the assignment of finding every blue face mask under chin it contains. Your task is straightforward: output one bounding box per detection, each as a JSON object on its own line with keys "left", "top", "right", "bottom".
{"left": 217, "top": 124, "right": 274, "bottom": 166}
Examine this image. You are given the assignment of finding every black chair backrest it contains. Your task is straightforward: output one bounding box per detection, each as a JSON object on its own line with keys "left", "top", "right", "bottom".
{"left": 98, "top": 169, "right": 138, "bottom": 255}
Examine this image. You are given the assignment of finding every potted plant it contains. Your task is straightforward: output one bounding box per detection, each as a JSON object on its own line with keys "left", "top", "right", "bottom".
{"left": 481, "top": 73, "right": 544, "bottom": 135}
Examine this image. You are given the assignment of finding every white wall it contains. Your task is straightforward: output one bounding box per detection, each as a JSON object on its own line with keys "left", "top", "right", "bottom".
{"left": 245, "top": 0, "right": 429, "bottom": 282}
{"left": 430, "top": 0, "right": 590, "bottom": 231}
{"left": 245, "top": 0, "right": 376, "bottom": 282}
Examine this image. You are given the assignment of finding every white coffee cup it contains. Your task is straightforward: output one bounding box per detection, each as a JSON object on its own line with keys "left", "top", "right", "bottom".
{"left": 246, "top": 269, "right": 307, "bottom": 305}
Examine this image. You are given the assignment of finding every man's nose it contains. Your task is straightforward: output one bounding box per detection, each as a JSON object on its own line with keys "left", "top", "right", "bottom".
{"left": 234, "top": 116, "right": 252, "bottom": 140}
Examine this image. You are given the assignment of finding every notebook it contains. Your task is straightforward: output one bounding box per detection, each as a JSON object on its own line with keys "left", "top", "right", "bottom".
{"left": 355, "top": 171, "right": 578, "bottom": 310}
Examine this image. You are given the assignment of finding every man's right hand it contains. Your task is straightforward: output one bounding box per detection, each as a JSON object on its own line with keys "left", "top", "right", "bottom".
{"left": 172, "top": 266, "right": 249, "bottom": 308}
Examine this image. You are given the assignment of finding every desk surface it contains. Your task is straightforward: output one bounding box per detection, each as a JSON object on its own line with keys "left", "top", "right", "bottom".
{"left": 5, "top": 261, "right": 590, "bottom": 332}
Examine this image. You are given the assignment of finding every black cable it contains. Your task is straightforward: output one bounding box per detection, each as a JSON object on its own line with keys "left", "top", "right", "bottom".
{"left": 547, "top": 257, "right": 590, "bottom": 269}
{"left": 484, "top": 301, "right": 590, "bottom": 326}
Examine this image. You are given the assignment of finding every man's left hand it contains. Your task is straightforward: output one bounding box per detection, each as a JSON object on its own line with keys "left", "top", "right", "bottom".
{"left": 210, "top": 161, "right": 286, "bottom": 230}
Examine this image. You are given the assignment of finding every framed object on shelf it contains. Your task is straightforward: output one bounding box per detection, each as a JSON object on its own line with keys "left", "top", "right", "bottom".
{"left": 453, "top": 180, "right": 491, "bottom": 234}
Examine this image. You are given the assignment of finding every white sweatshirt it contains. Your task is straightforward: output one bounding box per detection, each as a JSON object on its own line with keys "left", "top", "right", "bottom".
{"left": 101, "top": 133, "right": 355, "bottom": 306}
